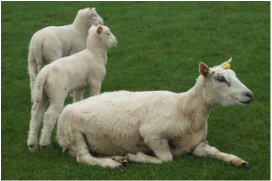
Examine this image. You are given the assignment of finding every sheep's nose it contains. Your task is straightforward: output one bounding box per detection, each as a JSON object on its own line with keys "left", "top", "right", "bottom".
{"left": 246, "top": 92, "right": 254, "bottom": 102}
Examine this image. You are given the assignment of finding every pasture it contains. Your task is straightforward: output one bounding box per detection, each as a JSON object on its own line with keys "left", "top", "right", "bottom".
{"left": 1, "top": 1, "right": 270, "bottom": 180}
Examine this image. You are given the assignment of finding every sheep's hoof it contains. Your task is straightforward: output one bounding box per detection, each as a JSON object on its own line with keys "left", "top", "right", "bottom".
{"left": 68, "top": 149, "right": 77, "bottom": 158}
{"left": 28, "top": 144, "right": 38, "bottom": 152}
{"left": 115, "top": 165, "right": 124, "bottom": 171}
{"left": 233, "top": 160, "right": 250, "bottom": 169}
{"left": 111, "top": 155, "right": 129, "bottom": 166}
{"left": 39, "top": 144, "right": 49, "bottom": 149}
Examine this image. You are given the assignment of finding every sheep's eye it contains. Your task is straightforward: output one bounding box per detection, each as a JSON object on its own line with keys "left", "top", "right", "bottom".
{"left": 217, "top": 76, "right": 226, "bottom": 83}
{"left": 93, "top": 15, "right": 97, "bottom": 17}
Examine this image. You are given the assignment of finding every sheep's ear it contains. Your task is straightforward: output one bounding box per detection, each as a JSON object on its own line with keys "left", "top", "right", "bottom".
{"left": 220, "top": 57, "right": 232, "bottom": 69}
{"left": 88, "top": 7, "right": 95, "bottom": 12}
{"left": 199, "top": 62, "right": 210, "bottom": 78}
{"left": 85, "top": 7, "right": 95, "bottom": 17}
{"left": 97, "top": 26, "right": 103, "bottom": 34}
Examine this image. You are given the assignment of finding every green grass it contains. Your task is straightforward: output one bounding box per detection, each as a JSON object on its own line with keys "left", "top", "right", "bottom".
{"left": 1, "top": 1, "right": 270, "bottom": 180}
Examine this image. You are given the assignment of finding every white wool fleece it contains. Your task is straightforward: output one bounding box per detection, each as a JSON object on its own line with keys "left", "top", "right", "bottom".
{"left": 28, "top": 8, "right": 104, "bottom": 97}
{"left": 27, "top": 25, "right": 117, "bottom": 153}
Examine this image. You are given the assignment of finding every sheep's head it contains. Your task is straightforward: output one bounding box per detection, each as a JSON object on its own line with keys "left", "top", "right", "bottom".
{"left": 77, "top": 7, "right": 104, "bottom": 27}
{"left": 199, "top": 58, "right": 254, "bottom": 107}
{"left": 88, "top": 25, "right": 117, "bottom": 49}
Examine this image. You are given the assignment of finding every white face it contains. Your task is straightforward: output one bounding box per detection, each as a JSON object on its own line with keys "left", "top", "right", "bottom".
{"left": 101, "top": 27, "right": 118, "bottom": 48}
{"left": 88, "top": 25, "right": 117, "bottom": 49}
{"left": 91, "top": 10, "right": 104, "bottom": 25}
{"left": 201, "top": 62, "right": 254, "bottom": 107}
{"left": 79, "top": 8, "right": 104, "bottom": 26}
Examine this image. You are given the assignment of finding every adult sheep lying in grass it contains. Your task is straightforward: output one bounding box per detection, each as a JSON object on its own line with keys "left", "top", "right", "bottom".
{"left": 56, "top": 58, "right": 254, "bottom": 170}
{"left": 27, "top": 25, "right": 117, "bottom": 152}
{"left": 28, "top": 7, "right": 104, "bottom": 98}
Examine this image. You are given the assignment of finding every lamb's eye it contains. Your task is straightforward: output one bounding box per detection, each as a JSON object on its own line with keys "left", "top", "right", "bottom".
{"left": 93, "top": 15, "right": 97, "bottom": 17}
{"left": 217, "top": 76, "right": 226, "bottom": 83}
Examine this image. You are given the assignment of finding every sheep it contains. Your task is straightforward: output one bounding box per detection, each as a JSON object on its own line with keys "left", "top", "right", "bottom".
{"left": 56, "top": 58, "right": 254, "bottom": 170}
{"left": 27, "top": 25, "right": 117, "bottom": 152}
{"left": 27, "top": 7, "right": 104, "bottom": 98}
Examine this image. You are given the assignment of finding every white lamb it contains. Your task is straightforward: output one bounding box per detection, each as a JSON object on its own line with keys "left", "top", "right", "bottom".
{"left": 56, "top": 58, "right": 254, "bottom": 170}
{"left": 27, "top": 25, "right": 117, "bottom": 152}
{"left": 28, "top": 7, "right": 104, "bottom": 97}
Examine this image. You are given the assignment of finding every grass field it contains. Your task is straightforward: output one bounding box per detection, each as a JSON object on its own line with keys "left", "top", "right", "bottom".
{"left": 1, "top": 1, "right": 270, "bottom": 180}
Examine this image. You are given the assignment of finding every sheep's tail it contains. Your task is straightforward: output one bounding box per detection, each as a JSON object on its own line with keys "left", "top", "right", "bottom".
{"left": 28, "top": 36, "right": 43, "bottom": 85}
{"left": 32, "top": 69, "right": 47, "bottom": 103}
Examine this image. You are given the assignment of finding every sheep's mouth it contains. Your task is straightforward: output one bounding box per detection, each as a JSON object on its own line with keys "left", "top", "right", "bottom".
{"left": 239, "top": 93, "right": 254, "bottom": 105}
{"left": 239, "top": 100, "right": 253, "bottom": 105}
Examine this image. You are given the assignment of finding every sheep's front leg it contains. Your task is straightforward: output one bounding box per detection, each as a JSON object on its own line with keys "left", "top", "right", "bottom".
{"left": 192, "top": 140, "right": 249, "bottom": 168}
{"left": 128, "top": 152, "right": 162, "bottom": 164}
{"left": 129, "top": 136, "right": 173, "bottom": 164}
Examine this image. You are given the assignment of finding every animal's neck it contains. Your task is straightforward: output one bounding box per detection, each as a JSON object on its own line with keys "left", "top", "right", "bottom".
{"left": 87, "top": 41, "right": 108, "bottom": 65}
{"left": 189, "top": 76, "right": 215, "bottom": 107}
{"left": 73, "top": 17, "right": 90, "bottom": 39}
{"left": 177, "top": 78, "right": 213, "bottom": 131}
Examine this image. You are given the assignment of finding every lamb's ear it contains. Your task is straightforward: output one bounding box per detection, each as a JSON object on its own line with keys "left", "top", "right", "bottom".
{"left": 199, "top": 62, "right": 210, "bottom": 78}
{"left": 90, "top": 25, "right": 96, "bottom": 29}
{"left": 88, "top": 7, "right": 95, "bottom": 12}
{"left": 97, "top": 26, "right": 103, "bottom": 34}
{"left": 85, "top": 7, "right": 95, "bottom": 17}
{"left": 220, "top": 57, "right": 232, "bottom": 69}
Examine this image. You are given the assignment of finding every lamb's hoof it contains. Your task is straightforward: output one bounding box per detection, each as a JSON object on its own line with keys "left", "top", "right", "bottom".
{"left": 111, "top": 155, "right": 129, "bottom": 166}
{"left": 28, "top": 144, "right": 38, "bottom": 152}
{"left": 39, "top": 144, "right": 49, "bottom": 149}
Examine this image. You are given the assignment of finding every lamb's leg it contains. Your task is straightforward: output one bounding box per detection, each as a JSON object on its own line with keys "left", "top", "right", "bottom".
{"left": 39, "top": 99, "right": 64, "bottom": 148}
{"left": 27, "top": 94, "right": 48, "bottom": 152}
{"left": 88, "top": 79, "right": 101, "bottom": 96}
{"left": 70, "top": 132, "right": 123, "bottom": 170}
{"left": 192, "top": 140, "right": 249, "bottom": 168}
{"left": 28, "top": 60, "right": 41, "bottom": 103}
{"left": 73, "top": 89, "right": 84, "bottom": 102}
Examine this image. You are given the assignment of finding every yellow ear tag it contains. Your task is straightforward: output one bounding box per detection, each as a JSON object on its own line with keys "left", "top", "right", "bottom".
{"left": 97, "top": 27, "right": 103, "bottom": 33}
{"left": 89, "top": 8, "right": 93, "bottom": 10}
{"left": 222, "top": 63, "right": 231, "bottom": 69}
{"left": 204, "top": 67, "right": 209, "bottom": 73}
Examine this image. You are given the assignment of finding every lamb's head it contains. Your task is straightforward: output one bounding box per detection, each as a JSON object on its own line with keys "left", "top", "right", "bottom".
{"left": 76, "top": 7, "right": 104, "bottom": 27}
{"left": 87, "top": 25, "right": 117, "bottom": 49}
{"left": 199, "top": 58, "right": 254, "bottom": 107}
